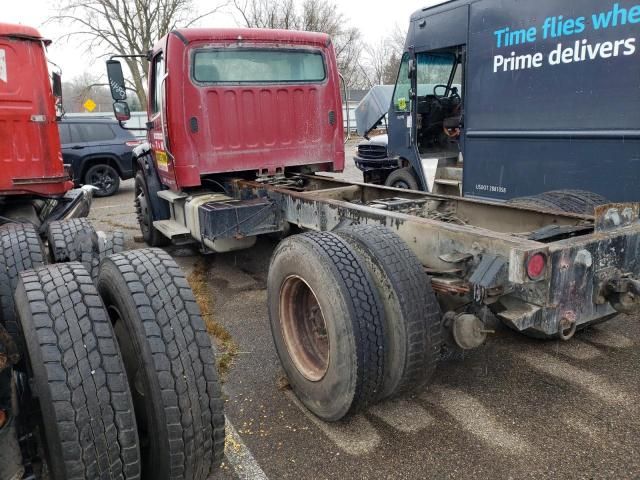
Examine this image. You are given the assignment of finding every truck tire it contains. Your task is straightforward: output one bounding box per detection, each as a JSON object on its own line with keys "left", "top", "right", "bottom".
{"left": 47, "top": 218, "right": 96, "bottom": 263}
{"left": 336, "top": 225, "right": 442, "bottom": 398}
{"left": 384, "top": 167, "right": 419, "bottom": 190}
{"left": 0, "top": 223, "right": 46, "bottom": 341}
{"left": 507, "top": 190, "right": 608, "bottom": 215}
{"left": 14, "top": 263, "right": 141, "bottom": 480}
{"left": 134, "top": 171, "right": 169, "bottom": 247}
{"left": 96, "top": 249, "right": 224, "bottom": 480}
{"left": 75, "top": 231, "right": 126, "bottom": 280}
{"left": 85, "top": 164, "right": 120, "bottom": 197}
{"left": 268, "top": 232, "right": 386, "bottom": 421}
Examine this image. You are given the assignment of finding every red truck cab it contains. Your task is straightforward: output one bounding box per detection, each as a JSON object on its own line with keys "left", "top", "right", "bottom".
{"left": 0, "top": 23, "right": 71, "bottom": 197}
{"left": 107, "top": 28, "right": 345, "bottom": 248}
{"left": 111, "top": 28, "right": 344, "bottom": 191}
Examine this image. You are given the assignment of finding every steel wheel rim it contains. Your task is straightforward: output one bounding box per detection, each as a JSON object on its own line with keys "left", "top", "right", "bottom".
{"left": 279, "top": 275, "right": 329, "bottom": 382}
{"left": 392, "top": 180, "right": 410, "bottom": 189}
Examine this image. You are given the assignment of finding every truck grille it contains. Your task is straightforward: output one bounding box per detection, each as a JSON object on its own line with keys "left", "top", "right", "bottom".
{"left": 357, "top": 144, "right": 387, "bottom": 160}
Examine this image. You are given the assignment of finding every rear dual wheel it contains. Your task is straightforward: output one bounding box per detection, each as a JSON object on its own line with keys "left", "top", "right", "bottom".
{"left": 97, "top": 248, "right": 225, "bottom": 479}
{"left": 268, "top": 228, "right": 442, "bottom": 421}
{"left": 0, "top": 223, "right": 46, "bottom": 342}
{"left": 14, "top": 263, "right": 141, "bottom": 479}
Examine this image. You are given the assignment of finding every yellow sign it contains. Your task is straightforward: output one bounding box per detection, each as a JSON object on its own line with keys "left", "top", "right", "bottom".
{"left": 156, "top": 150, "right": 169, "bottom": 171}
{"left": 83, "top": 98, "right": 97, "bottom": 112}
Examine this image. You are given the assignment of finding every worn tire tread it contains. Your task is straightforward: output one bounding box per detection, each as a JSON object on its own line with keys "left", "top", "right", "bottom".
{"left": 97, "top": 248, "right": 224, "bottom": 479}
{"left": 0, "top": 223, "right": 46, "bottom": 340}
{"left": 337, "top": 225, "right": 442, "bottom": 396}
{"left": 15, "top": 263, "right": 140, "bottom": 480}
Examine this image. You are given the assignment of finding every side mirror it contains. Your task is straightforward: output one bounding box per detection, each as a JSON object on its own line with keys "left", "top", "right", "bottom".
{"left": 107, "top": 60, "right": 127, "bottom": 100}
{"left": 113, "top": 100, "right": 131, "bottom": 122}
{"left": 52, "top": 72, "right": 62, "bottom": 98}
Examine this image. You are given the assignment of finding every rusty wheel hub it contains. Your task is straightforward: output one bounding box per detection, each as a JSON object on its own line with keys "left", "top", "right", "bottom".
{"left": 279, "top": 275, "right": 329, "bottom": 381}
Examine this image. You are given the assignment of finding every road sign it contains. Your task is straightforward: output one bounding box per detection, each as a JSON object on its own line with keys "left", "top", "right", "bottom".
{"left": 83, "top": 98, "right": 97, "bottom": 112}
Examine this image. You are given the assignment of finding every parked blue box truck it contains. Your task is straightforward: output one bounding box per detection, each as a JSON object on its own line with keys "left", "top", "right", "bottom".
{"left": 356, "top": 0, "right": 640, "bottom": 203}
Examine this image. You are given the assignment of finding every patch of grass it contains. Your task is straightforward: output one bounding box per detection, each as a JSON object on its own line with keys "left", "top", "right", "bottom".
{"left": 102, "top": 219, "right": 136, "bottom": 230}
{"left": 188, "top": 260, "right": 239, "bottom": 379}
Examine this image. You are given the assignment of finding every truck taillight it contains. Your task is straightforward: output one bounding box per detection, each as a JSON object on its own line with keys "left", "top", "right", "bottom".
{"left": 526, "top": 252, "right": 547, "bottom": 280}
{"left": 125, "top": 140, "right": 142, "bottom": 147}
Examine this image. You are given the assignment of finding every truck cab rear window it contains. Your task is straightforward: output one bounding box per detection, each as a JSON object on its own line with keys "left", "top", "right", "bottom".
{"left": 192, "top": 49, "right": 326, "bottom": 84}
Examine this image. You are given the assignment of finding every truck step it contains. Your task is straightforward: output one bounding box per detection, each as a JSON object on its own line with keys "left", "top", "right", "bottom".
{"left": 157, "top": 190, "right": 189, "bottom": 203}
{"left": 153, "top": 220, "right": 191, "bottom": 239}
{"left": 434, "top": 178, "right": 461, "bottom": 187}
{"left": 436, "top": 166, "right": 463, "bottom": 182}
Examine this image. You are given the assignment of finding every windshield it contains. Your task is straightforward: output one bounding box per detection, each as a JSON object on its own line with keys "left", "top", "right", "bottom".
{"left": 193, "top": 49, "right": 326, "bottom": 84}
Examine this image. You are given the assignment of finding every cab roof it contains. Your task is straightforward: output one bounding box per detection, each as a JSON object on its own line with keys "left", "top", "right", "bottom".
{"left": 0, "top": 22, "right": 51, "bottom": 45}
{"left": 165, "top": 28, "right": 331, "bottom": 48}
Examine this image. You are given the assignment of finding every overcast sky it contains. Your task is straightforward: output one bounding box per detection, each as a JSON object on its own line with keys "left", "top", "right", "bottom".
{"left": 3, "top": 0, "right": 445, "bottom": 80}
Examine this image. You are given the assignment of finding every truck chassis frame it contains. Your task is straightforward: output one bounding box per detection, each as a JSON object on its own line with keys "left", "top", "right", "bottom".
{"left": 155, "top": 173, "right": 640, "bottom": 340}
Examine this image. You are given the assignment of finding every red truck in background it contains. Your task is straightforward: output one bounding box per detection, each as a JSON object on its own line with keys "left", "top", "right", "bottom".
{"left": 0, "top": 23, "right": 223, "bottom": 480}
{"left": 0, "top": 25, "right": 72, "bottom": 198}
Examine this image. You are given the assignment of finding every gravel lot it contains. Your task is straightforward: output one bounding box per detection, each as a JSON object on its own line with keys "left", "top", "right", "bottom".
{"left": 89, "top": 141, "right": 640, "bottom": 479}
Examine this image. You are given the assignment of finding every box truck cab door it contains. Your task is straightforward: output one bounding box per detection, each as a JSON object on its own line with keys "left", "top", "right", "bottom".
{"left": 415, "top": 52, "right": 462, "bottom": 157}
{"left": 387, "top": 52, "right": 426, "bottom": 189}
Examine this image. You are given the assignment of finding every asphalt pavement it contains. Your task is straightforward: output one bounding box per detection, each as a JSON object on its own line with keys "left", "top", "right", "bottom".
{"left": 89, "top": 144, "right": 640, "bottom": 480}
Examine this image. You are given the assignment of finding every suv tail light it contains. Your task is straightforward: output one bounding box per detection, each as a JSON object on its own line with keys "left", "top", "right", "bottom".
{"left": 526, "top": 252, "right": 547, "bottom": 280}
{"left": 125, "top": 140, "right": 142, "bottom": 147}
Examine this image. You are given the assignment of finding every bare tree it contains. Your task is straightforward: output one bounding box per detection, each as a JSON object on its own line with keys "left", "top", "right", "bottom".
{"left": 61, "top": 72, "right": 116, "bottom": 113}
{"left": 233, "top": 0, "right": 298, "bottom": 29}
{"left": 51, "top": 0, "right": 227, "bottom": 106}
{"left": 233, "top": 0, "right": 368, "bottom": 88}
{"left": 365, "top": 39, "right": 393, "bottom": 85}
{"left": 362, "top": 24, "right": 407, "bottom": 86}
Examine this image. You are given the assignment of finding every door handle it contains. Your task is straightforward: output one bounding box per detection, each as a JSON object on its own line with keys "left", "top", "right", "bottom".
{"left": 71, "top": 145, "right": 84, "bottom": 150}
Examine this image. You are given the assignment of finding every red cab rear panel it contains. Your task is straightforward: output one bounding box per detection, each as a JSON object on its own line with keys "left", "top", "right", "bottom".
{"left": 0, "top": 23, "right": 70, "bottom": 196}
{"left": 151, "top": 29, "right": 344, "bottom": 190}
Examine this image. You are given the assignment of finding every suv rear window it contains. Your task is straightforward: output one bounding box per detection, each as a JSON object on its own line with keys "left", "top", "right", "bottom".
{"left": 70, "top": 123, "right": 116, "bottom": 142}
{"left": 193, "top": 49, "right": 326, "bottom": 84}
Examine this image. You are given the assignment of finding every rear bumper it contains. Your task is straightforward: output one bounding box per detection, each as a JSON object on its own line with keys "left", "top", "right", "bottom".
{"left": 495, "top": 207, "right": 640, "bottom": 336}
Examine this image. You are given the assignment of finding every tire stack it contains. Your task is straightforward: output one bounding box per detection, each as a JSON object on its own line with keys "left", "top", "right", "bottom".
{"left": 267, "top": 225, "right": 443, "bottom": 421}
{"left": 0, "top": 219, "right": 224, "bottom": 480}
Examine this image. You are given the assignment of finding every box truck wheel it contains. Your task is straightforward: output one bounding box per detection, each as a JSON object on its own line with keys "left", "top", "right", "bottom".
{"left": 0, "top": 223, "right": 46, "bottom": 341}
{"left": 134, "top": 172, "right": 169, "bottom": 247}
{"left": 47, "top": 218, "right": 96, "bottom": 263}
{"left": 268, "top": 232, "right": 386, "bottom": 421}
{"left": 96, "top": 249, "right": 225, "bottom": 479}
{"left": 384, "top": 167, "right": 419, "bottom": 190}
{"left": 14, "top": 263, "right": 141, "bottom": 480}
{"left": 336, "top": 225, "right": 442, "bottom": 398}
